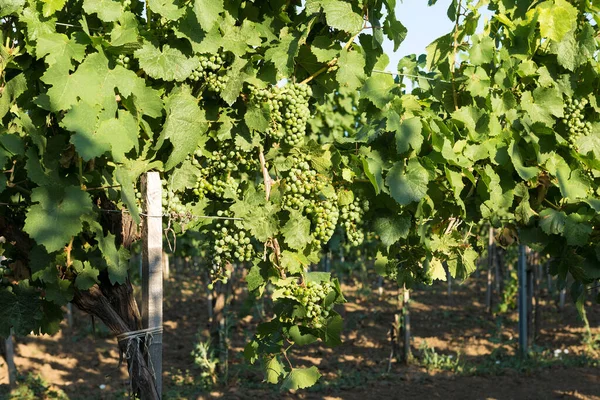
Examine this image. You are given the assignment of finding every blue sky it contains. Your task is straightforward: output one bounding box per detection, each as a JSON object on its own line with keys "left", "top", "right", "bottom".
{"left": 383, "top": 0, "right": 455, "bottom": 70}
{"left": 381, "top": 1, "right": 491, "bottom": 72}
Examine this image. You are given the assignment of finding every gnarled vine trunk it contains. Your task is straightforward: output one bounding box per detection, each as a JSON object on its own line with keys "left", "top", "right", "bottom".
{"left": 73, "top": 283, "right": 159, "bottom": 400}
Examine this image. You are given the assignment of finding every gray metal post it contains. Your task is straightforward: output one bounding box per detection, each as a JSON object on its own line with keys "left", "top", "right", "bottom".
{"left": 141, "top": 172, "right": 163, "bottom": 398}
{"left": 518, "top": 244, "right": 528, "bottom": 357}
{"left": 486, "top": 227, "right": 494, "bottom": 313}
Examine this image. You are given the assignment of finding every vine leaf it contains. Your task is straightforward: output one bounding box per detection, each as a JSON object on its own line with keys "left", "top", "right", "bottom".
{"left": 265, "top": 357, "right": 285, "bottom": 384}
{"left": 320, "top": 0, "right": 363, "bottom": 33}
{"left": 373, "top": 216, "right": 410, "bottom": 249}
{"left": 508, "top": 141, "right": 539, "bottom": 181}
{"left": 281, "top": 210, "right": 312, "bottom": 250}
{"left": 429, "top": 258, "right": 447, "bottom": 281}
{"left": 193, "top": 0, "right": 224, "bottom": 30}
{"left": 336, "top": 50, "right": 365, "bottom": 91}
{"left": 536, "top": 0, "right": 577, "bottom": 42}
{"left": 0, "top": 283, "right": 43, "bottom": 337}
{"left": 24, "top": 186, "right": 92, "bottom": 253}
{"left": 135, "top": 43, "right": 199, "bottom": 82}
{"left": 386, "top": 158, "right": 429, "bottom": 206}
{"left": 36, "top": 32, "right": 86, "bottom": 68}
{"left": 539, "top": 208, "right": 567, "bottom": 235}
{"left": 360, "top": 74, "right": 395, "bottom": 109}
{"left": 44, "top": 279, "right": 73, "bottom": 305}
{"left": 148, "top": 0, "right": 184, "bottom": 20}
{"left": 280, "top": 366, "right": 321, "bottom": 390}
{"left": 97, "top": 233, "right": 131, "bottom": 285}
{"left": 264, "top": 28, "right": 302, "bottom": 78}
{"left": 158, "top": 88, "right": 209, "bottom": 170}
{"left": 73, "top": 260, "right": 100, "bottom": 290}
{"left": 393, "top": 115, "right": 423, "bottom": 154}
{"left": 82, "top": 0, "right": 122, "bottom": 22}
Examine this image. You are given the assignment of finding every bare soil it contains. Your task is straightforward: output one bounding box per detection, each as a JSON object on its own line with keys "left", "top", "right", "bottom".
{"left": 1, "top": 265, "right": 599, "bottom": 400}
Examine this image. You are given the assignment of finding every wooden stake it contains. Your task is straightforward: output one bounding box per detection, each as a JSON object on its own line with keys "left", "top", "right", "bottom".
{"left": 141, "top": 172, "right": 163, "bottom": 398}
{"left": 66, "top": 303, "right": 73, "bottom": 328}
{"left": 162, "top": 251, "right": 170, "bottom": 280}
{"left": 5, "top": 329, "right": 16, "bottom": 388}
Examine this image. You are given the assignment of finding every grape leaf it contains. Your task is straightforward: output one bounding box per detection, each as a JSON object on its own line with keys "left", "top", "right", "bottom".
{"left": 265, "top": 357, "right": 285, "bottom": 384}
{"left": 360, "top": 74, "right": 395, "bottom": 109}
{"left": 82, "top": 0, "right": 122, "bottom": 22}
{"left": 564, "top": 216, "right": 592, "bottom": 246}
{"left": 36, "top": 32, "right": 86, "bottom": 67}
{"left": 44, "top": 278, "right": 73, "bottom": 305}
{"left": 282, "top": 210, "right": 312, "bottom": 250}
{"left": 97, "top": 233, "right": 130, "bottom": 285}
{"left": 135, "top": 43, "right": 198, "bottom": 82}
{"left": 193, "top": 0, "right": 224, "bottom": 31}
{"left": 320, "top": 0, "right": 363, "bottom": 33}
{"left": 24, "top": 186, "right": 92, "bottom": 252}
{"left": 429, "top": 258, "right": 447, "bottom": 281}
{"left": 73, "top": 260, "right": 100, "bottom": 290}
{"left": 539, "top": 208, "right": 567, "bottom": 235}
{"left": 158, "top": 89, "right": 209, "bottom": 170}
{"left": 148, "top": 0, "right": 184, "bottom": 20}
{"left": 280, "top": 366, "right": 321, "bottom": 390}
{"left": 508, "top": 140, "right": 539, "bottom": 181}
{"left": 394, "top": 116, "right": 423, "bottom": 154}
{"left": 386, "top": 158, "right": 429, "bottom": 206}
{"left": 383, "top": 15, "right": 407, "bottom": 51}
{"left": 42, "top": 52, "right": 162, "bottom": 116}
{"left": 336, "top": 50, "right": 365, "bottom": 91}
{"left": 0, "top": 283, "right": 43, "bottom": 338}
{"left": 536, "top": 0, "right": 577, "bottom": 42}
{"left": 373, "top": 216, "right": 410, "bottom": 248}
{"left": 264, "top": 29, "right": 301, "bottom": 78}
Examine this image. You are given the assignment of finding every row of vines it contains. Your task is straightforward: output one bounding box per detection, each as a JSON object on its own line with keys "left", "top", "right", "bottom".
{"left": 1, "top": 0, "right": 600, "bottom": 395}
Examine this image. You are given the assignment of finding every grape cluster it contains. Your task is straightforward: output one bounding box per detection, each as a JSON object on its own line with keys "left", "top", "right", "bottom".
{"left": 282, "top": 155, "right": 323, "bottom": 209}
{"left": 160, "top": 180, "right": 195, "bottom": 225}
{"left": 563, "top": 97, "right": 592, "bottom": 149}
{"left": 282, "top": 154, "right": 339, "bottom": 245}
{"left": 209, "top": 211, "right": 255, "bottom": 275}
{"left": 116, "top": 54, "right": 131, "bottom": 69}
{"left": 189, "top": 54, "right": 229, "bottom": 93}
{"left": 189, "top": 143, "right": 255, "bottom": 200}
{"left": 250, "top": 83, "right": 312, "bottom": 145}
{"left": 340, "top": 197, "right": 369, "bottom": 246}
{"left": 385, "top": 259, "right": 433, "bottom": 287}
{"left": 306, "top": 199, "right": 339, "bottom": 244}
{"left": 280, "top": 280, "right": 335, "bottom": 329}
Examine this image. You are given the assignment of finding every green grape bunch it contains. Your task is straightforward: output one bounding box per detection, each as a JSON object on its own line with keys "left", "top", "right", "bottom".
{"left": 189, "top": 142, "right": 256, "bottom": 200}
{"left": 563, "top": 97, "right": 592, "bottom": 150}
{"left": 116, "top": 53, "right": 131, "bottom": 69}
{"left": 208, "top": 211, "right": 256, "bottom": 278}
{"left": 307, "top": 199, "right": 339, "bottom": 246}
{"left": 282, "top": 154, "right": 339, "bottom": 245}
{"left": 188, "top": 53, "right": 230, "bottom": 93}
{"left": 339, "top": 196, "right": 369, "bottom": 246}
{"left": 250, "top": 83, "right": 312, "bottom": 146}
{"left": 279, "top": 280, "right": 335, "bottom": 329}
{"left": 281, "top": 155, "right": 323, "bottom": 209}
{"left": 160, "top": 180, "right": 195, "bottom": 226}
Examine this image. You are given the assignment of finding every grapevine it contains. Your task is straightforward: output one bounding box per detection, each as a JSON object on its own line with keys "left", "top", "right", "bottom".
{"left": 1, "top": 0, "right": 600, "bottom": 395}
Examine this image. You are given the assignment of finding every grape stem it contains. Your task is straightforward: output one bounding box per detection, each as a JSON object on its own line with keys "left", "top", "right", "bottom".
{"left": 259, "top": 149, "right": 275, "bottom": 201}
{"left": 282, "top": 342, "right": 295, "bottom": 370}
{"left": 65, "top": 236, "right": 74, "bottom": 268}
{"left": 299, "top": 22, "right": 365, "bottom": 85}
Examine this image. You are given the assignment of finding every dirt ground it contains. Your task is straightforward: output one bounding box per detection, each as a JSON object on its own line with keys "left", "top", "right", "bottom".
{"left": 1, "top": 265, "right": 599, "bottom": 400}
